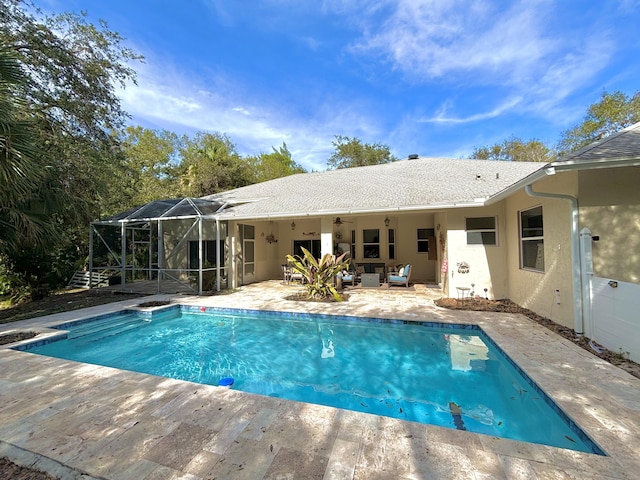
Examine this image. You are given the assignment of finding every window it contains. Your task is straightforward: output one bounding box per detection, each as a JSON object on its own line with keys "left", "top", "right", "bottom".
{"left": 466, "top": 217, "right": 497, "bottom": 245}
{"left": 362, "top": 229, "right": 380, "bottom": 258}
{"left": 417, "top": 228, "right": 434, "bottom": 253}
{"left": 188, "top": 240, "right": 225, "bottom": 269}
{"left": 520, "top": 206, "right": 544, "bottom": 271}
{"left": 293, "top": 239, "right": 321, "bottom": 259}
{"left": 388, "top": 229, "right": 396, "bottom": 259}
{"left": 350, "top": 230, "right": 356, "bottom": 260}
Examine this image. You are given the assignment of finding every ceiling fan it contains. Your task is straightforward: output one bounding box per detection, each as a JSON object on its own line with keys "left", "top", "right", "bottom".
{"left": 333, "top": 217, "right": 353, "bottom": 226}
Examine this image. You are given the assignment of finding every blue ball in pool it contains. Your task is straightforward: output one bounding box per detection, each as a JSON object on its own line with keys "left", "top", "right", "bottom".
{"left": 218, "top": 377, "right": 234, "bottom": 387}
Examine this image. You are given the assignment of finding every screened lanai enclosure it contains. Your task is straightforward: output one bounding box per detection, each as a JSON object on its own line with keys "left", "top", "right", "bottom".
{"left": 89, "top": 198, "right": 230, "bottom": 294}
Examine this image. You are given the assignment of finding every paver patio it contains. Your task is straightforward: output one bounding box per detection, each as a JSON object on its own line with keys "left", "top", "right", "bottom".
{"left": 1, "top": 281, "right": 638, "bottom": 479}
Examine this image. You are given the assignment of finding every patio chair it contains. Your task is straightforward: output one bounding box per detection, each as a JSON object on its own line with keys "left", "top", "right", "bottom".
{"left": 282, "top": 264, "right": 291, "bottom": 284}
{"left": 338, "top": 269, "right": 357, "bottom": 286}
{"left": 288, "top": 266, "right": 305, "bottom": 284}
{"left": 387, "top": 264, "right": 411, "bottom": 287}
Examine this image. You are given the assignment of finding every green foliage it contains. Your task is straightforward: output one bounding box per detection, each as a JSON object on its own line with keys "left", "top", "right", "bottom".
{"left": 285, "top": 248, "right": 350, "bottom": 301}
{"left": 471, "top": 137, "right": 556, "bottom": 162}
{"left": 558, "top": 90, "right": 640, "bottom": 155}
{"left": 177, "top": 132, "right": 253, "bottom": 197}
{"left": 0, "top": 0, "right": 142, "bottom": 295}
{"left": 0, "top": 44, "right": 49, "bottom": 251}
{"left": 117, "top": 126, "right": 182, "bottom": 209}
{"left": 327, "top": 135, "right": 398, "bottom": 169}
{"left": 246, "top": 142, "right": 306, "bottom": 183}
{"left": 0, "top": 255, "right": 21, "bottom": 296}
{"left": 471, "top": 90, "right": 640, "bottom": 164}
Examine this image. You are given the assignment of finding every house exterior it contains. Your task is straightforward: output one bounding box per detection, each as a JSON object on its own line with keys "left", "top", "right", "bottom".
{"left": 91, "top": 123, "right": 640, "bottom": 361}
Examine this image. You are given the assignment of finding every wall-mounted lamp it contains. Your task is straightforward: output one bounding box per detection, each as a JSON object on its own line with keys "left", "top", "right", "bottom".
{"left": 291, "top": 221, "right": 296, "bottom": 231}
{"left": 384, "top": 217, "right": 390, "bottom": 227}
{"left": 608, "top": 280, "right": 618, "bottom": 288}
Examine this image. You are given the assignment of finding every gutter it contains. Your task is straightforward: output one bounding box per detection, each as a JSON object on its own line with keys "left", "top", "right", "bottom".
{"left": 525, "top": 183, "right": 583, "bottom": 335}
{"left": 213, "top": 201, "right": 487, "bottom": 222}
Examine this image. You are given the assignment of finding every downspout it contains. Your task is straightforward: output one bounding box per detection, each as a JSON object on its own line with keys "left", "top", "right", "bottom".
{"left": 525, "top": 184, "right": 583, "bottom": 335}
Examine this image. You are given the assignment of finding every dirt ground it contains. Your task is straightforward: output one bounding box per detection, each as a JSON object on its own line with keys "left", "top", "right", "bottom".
{"left": 0, "top": 458, "right": 55, "bottom": 480}
{"left": 0, "top": 288, "right": 146, "bottom": 325}
{"left": 435, "top": 297, "right": 640, "bottom": 379}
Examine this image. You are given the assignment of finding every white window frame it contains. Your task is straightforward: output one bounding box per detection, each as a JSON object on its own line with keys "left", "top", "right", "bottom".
{"left": 388, "top": 228, "right": 396, "bottom": 260}
{"left": 362, "top": 229, "right": 380, "bottom": 259}
{"left": 465, "top": 216, "right": 497, "bottom": 246}
{"left": 417, "top": 228, "right": 433, "bottom": 254}
{"left": 519, "top": 206, "right": 544, "bottom": 272}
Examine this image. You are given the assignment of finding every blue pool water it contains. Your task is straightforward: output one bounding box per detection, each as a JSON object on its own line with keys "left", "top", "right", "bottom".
{"left": 18, "top": 306, "right": 603, "bottom": 454}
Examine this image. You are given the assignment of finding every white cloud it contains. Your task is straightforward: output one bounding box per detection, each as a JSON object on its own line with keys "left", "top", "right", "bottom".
{"left": 336, "top": 0, "right": 615, "bottom": 125}
{"left": 420, "top": 97, "right": 523, "bottom": 124}
{"left": 348, "top": 0, "right": 556, "bottom": 83}
{"left": 116, "top": 61, "right": 381, "bottom": 171}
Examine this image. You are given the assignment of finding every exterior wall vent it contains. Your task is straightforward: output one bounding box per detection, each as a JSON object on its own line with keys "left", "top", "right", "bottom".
{"left": 408, "top": 154, "right": 419, "bottom": 160}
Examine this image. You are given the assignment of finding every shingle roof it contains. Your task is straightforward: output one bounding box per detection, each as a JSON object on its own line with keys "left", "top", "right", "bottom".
{"left": 205, "top": 157, "right": 542, "bottom": 220}
{"left": 556, "top": 122, "right": 640, "bottom": 163}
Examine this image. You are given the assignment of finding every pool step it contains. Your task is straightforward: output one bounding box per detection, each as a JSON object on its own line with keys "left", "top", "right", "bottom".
{"left": 67, "top": 315, "right": 150, "bottom": 341}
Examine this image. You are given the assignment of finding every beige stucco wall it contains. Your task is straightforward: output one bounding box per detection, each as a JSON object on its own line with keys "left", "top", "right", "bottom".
{"left": 505, "top": 173, "right": 577, "bottom": 328}
{"left": 444, "top": 203, "right": 508, "bottom": 300}
{"left": 434, "top": 211, "right": 448, "bottom": 288}
{"left": 393, "top": 213, "right": 437, "bottom": 282}
{"left": 579, "top": 167, "right": 640, "bottom": 284}
{"left": 253, "top": 220, "right": 285, "bottom": 280}
{"left": 245, "top": 214, "right": 440, "bottom": 283}
{"left": 160, "top": 219, "right": 226, "bottom": 271}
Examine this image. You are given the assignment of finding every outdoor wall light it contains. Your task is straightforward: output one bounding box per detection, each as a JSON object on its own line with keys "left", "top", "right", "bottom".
{"left": 384, "top": 217, "right": 390, "bottom": 227}
{"left": 608, "top": 280, "right": 618, "bottom": 288}
{"left": 291, "top": 221, "right": 296, "bottom": 231}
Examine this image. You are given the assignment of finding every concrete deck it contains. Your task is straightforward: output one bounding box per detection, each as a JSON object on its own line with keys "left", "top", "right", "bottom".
{"left": 1, "top": 281, "right": 638, "bottom": 479}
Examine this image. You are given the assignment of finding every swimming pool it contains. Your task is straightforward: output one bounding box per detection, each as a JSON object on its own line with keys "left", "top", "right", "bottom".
{"left": 16, "top": 305, "right": 603, "bottom": 454}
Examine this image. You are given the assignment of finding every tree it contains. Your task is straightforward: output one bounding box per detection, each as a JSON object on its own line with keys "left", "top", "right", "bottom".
{"left": 1, "top": 1, "right": 142, "bottom": 218}
{"left": 558, "top": 90, "right": 640, "bottom": 155}
{"left": 118, "top": 126, "right": 182, "bottom": 207}
{"left": 0, "top": 45, "right": 46, "bottom": 251}
{"left": 470, "top": 137, "right": 556, "bottom": 162}
{"left": 0, "top": 0, "right": 142, "bottom": 298}
{"left": 178, "top": 132, "right": 252, "bottom": 197}
{"left": 246, "top": 142, "right": 306, "bottom": 183}
{"left": 327, "top": 135, "right": 398, "bottom": 169}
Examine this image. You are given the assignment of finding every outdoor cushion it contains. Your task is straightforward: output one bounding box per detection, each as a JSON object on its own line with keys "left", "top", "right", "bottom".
{"left": 398, "top": 266, "right": 405, "bottom": 276}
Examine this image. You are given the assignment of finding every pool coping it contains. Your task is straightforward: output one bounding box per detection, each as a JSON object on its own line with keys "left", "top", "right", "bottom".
{"left": 1, "top": 283, "right": 639, "bottom": 479}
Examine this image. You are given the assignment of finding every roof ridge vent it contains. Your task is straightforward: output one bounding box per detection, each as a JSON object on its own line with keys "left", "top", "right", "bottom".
{"left": 408, "top": 154, "right": 419, "bottom": 160}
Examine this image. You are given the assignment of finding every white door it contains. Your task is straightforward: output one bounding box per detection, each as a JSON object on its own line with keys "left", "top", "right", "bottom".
{"left": 239, "top": 224, "right": 255, "bottom": 285}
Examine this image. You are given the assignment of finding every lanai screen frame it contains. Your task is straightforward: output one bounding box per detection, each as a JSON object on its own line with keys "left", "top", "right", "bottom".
{"left": 89, "top": 198, "right": 228, "bottom": 295}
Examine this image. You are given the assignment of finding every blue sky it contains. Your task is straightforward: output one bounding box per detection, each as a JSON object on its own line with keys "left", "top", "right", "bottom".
{"left": 39, "top": 1, "right": 640, "bottom": 171}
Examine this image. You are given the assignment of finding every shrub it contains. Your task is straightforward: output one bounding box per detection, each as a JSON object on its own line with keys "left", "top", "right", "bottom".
{"left": 286, "top": 248, "right": 350, "bottom": 301}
